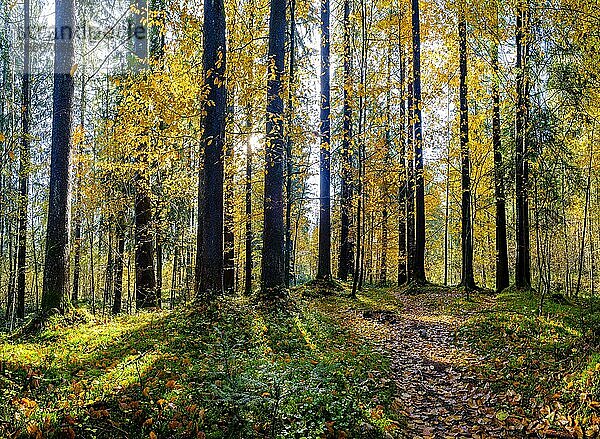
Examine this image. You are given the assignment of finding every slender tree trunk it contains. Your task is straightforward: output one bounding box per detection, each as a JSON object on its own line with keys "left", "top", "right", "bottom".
{"left": 352, "top": 0, "right": 366, "bottom": 298}
{"left": 17, "top": 0, "right": 30, "bottom": 319}
{"left": 459, "top": 10, "right": 475, "bottom": 291}
{"left": 170, "top": 241, "right": 179, "bottom": 308}
{"left": 133, "top": 0, "right": 157, "bottom": 309}
{"left": 42, "top": 0, "right": 76, "bottom": 313}
{"left": 72, "top": 73, "right": 85, "bottom": 303}
{"left": 515, "top": 0, "right": 531, "bottom": 289}
{"left": 261, "top": 0, "right": 286, "bottom": 296}
{"left": 397, "top": 39, "right": 407, "bottom": 286}
{"left": 411, "top": 0, "right": 426, "bottom": 283}
{"left": 103, "top": 225, "right": 114, "bottom": 315}
{"left": 406, "top": 77, "right": 416, "bottom": 282}
{"left": 317, "top": 0, "right": 331, "bottom": 281}
{"left": 112, "top": 218, "right": 125, "bottom": 315}
{"left": 338, "top": 0, "right": 353, "bottom": 282}
{"left": 444, "top": 84, "right": 451, "bottom": 286}
{"left": 492, "top": 17, "right": 510, "bottom": 293}
{"left": 197, "top": 0, "right": 227, "bottom": 297}
{"left": 284, "top": 0, "right": 296, "bottom": 287}
{"left": 245, "top": 112, "right": 253, "bottom": 295}
{"left": 575, "top": 131, "right": 594, "bottom": 297}
{"left": 223, "top": 104, "right": 235, "bottom": 293}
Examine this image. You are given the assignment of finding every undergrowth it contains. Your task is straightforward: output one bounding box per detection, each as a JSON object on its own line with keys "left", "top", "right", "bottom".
{"left": 460, "top": 286, "right": 600, "bottom": 435}
{"left": 0, "top": 289, "right": 403, "bottom": 438}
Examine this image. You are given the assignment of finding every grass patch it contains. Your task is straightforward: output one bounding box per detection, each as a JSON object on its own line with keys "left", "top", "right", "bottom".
{"left": 459, "top": 286, "right": 600, "bottom": 434}
{"left": 0, "top": 290, "right": 404, "bottom": 438}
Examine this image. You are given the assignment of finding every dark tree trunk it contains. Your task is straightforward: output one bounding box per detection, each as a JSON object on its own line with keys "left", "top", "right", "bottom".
{"left": 317, "top": 0, "right": 331, "bottom": 281}
{"left": 17, "top": 0, "right": 30, "bottom": 319}
{"left": 515, "top": 0, "right": 531, "bottom": 289}
{"left": 112, "top": 218, "right": 125, "bottom": 315}
{"left": 406, "top": 77, "right": 416, "bottom": 282}
{"left": 245, "top": 112, "right": 253, "bottom": 296}
{"left": 284, "top": 0, "right": 296, "bottom": 287}
{"left": 197, "top": 0, "right": 227, "bottom": 298}
{"left": 492, "top": 22, "right": 509, "bottom": 293}
{"left": 156, "top": 234, "right": 163, "bottom": 306}
{"left": 459, "top": 12, "right": 475, "bottom": 290}
{"left": 351, "top": 0, "right": 366, "bottom": 299}
{"left": 224, "top": 105, "right": 235, "bottom": 293}
{"left": 338, "top": 0, "right": 353, "bottom": 282}
{"left": 42, "top": 0, "right": 75, "bottom": 313}
{"left": 133, "top": 0, "right": 157, "bottom": 309}
{"left": 261, "top": 0, "right": 286, "bottom": 296}
{"left": 397, "top": 40, "right": 407, "bottom": 286}
{"left": 411, "top": 0, "right": 426, "bottom": 283}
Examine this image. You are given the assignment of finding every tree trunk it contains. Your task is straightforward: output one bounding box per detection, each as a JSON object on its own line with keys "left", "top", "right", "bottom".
{"left": 245, "top": 112, "right": 253, "bottom": 295}
{"left": 261, "top": 0, "right": 286, "bottom": 296}
{"left": 224, "top": 104, "right": 235, "bottom": 293}
{"left": 112, "top": 218, "right": 125, "bottom": 315}
{"left": 338, "top": 0, "right": 353, "bottom": 282}
{"left": 17, "top": 0, "right": 30, "bottom": 319}
{"left": 411, "top": 0, "right": 426, "bottom": 283}
{"left": 459, "top": 11, "right": 475, "bottom": 290}
{"left": 197, "top": 0, "right": 227, "bottom": 297}
{"left": 515, "top": 0, "right": 531, "bottom": 289}
{"left": 406, "top": 77, "right": 416, "bottom": 282}
{"left": 42, "top": 0, "right": 75, "bottom": 313}
{"left": 284, "top": 0, "right": 296, "bottom": 287}
{"left": 492, "top": 15, "right": 510, "bottom": 293}
{"left": 317, "top": 0, "right": 331, "bottom": 281}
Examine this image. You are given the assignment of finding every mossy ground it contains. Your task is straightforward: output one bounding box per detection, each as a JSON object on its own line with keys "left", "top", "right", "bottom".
{"left": 0, "top": 288, "right": 404, "bottom": 438}
{"left": 459, "top": 286, "right": 600, "bottom": 434}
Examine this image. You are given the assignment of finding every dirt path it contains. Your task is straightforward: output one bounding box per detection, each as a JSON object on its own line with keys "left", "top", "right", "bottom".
{"left": 349, "top": 290, "right": 517, "bottom": 438}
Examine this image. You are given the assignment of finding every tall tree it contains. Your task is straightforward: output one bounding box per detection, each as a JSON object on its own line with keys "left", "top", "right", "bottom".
{"left": 133, "top": 0, "right": 157, "bottom": 309}
{"left": 515, "top": 0, "right": 531, "bottom": 289}
{"left": 458, "top": 8, "right": 475, "bottom": 290}
{"left": 41, "top": 0, "right": 76, "bottom": 313}
{"left": 397, "top": 39, "right": 407, "bottom": 286}
{"left": 17, "top": 0, "right": 31, "bottom": 319}
{"left": 338, "top": 0, "right": 353, "bottom": 282}
{"left": 411, "top": 0, "right": 426, "bottom": 283}
{"left": 492, "top": 2, "right": 509, "bottom": 293}
{"left": 284, "top": 0, "right": 296, "bottom": 287}
{"left": 224, "top": 104, "right": 235, "bottom": 293}
{"left": 317, "top": 0, "right": 331, "bottom": 281}
{"left": 197, "top": 0, "right": 227, "bottom": 297}
{"left": 245, "top": 111, "right": 253, "bottom": 295}
{"left": 261, "top": 0, "right": 286, "bottom": 296}
{"left": 406, "top": 75, "right": 416, "bottom": 282}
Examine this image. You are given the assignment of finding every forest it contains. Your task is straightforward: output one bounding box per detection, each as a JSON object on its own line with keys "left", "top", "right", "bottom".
{"left": 1, "top": 0, "right": 600, "bottom": 436}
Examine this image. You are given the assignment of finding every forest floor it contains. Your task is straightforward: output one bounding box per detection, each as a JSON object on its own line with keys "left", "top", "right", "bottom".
{"left": 1, "top": 284, "right": 600, "bottom": 438}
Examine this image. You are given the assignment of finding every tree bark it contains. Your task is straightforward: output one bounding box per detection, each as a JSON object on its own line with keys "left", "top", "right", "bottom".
{"left": 284, "top": 0, "right": 296, "bottom": 287}
{"left": 197, "top": 0, "right": 227, "bottom": 297}
{"left": 411, "top": 0, "right": 426, "bottom": 283}
{"left": 42, "top": 0, "right": 76, "bottom": 313}
{"left": 317, "top": 0, "right": 331, "bottom": 281}
{"left": 245, "top": 112, "right": 253, "bottom": 295}
{"left": 459, "top": 10, "right": 475, "bottom": 290}
{"left": 515, "top": 0, "right": 531, "bottom": 289}
{"left": 261, "top": 0, "right": 287, "bottom": 296}
{"left": 223, "top": 104, "right": 235, "bottom": 293}
{"left": 492, "top": 12, "right": 510, "bottom": 293}
{"left": 112, "top": 217, "right": 125, "bottom": 314}
{"left": 17, "top": 0, "right": 30, "bottom": 319}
